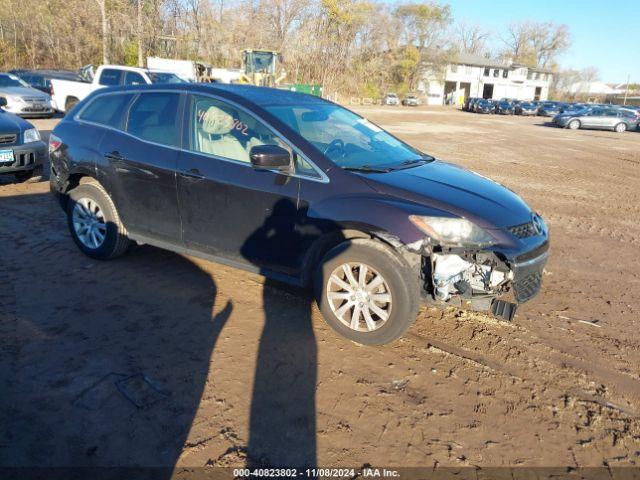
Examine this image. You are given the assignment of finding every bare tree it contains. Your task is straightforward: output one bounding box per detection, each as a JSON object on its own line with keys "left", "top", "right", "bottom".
{"left": 455, "top": 22, "right": 489, "bottom": 56}
{"left": 501, "top": 21, "right": 570, "bottom": 68}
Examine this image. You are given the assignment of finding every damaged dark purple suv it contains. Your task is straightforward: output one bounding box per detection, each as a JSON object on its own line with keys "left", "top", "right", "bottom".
{"left": 50, "top": 83, "right": 548, "bottom": 344}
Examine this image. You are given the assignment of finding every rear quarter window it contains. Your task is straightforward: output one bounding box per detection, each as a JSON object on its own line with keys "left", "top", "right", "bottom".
{"left": 78, "top": 93, "right": 135, "bottom": 129}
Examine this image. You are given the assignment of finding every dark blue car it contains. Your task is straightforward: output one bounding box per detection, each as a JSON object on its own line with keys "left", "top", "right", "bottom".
{"left": 0, "top": 98, "right": 47, "bottom": 182}
{"left": 49, "top": 84, "right": 549, "bottom": 344}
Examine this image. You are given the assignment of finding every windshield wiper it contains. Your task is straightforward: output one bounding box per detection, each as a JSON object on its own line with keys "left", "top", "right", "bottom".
{"left": 342, "top": 165, "right": 392, "bottom": 173}
{"left": 388, "top": 157, "right": 433, "bottom": 170}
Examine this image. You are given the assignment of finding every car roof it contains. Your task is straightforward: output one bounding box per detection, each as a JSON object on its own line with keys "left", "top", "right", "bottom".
{"left": 102, "top": 82, "right": 330, "bottom": 108}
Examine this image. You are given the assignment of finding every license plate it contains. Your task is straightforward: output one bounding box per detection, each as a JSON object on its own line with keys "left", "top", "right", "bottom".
{"left": 0, "top": 149, "right": 14, "bottom": 164}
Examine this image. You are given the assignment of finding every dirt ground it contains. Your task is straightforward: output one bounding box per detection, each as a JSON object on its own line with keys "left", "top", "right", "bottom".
{"left": 1, "top": 107, "right": 640, "bottom": 473}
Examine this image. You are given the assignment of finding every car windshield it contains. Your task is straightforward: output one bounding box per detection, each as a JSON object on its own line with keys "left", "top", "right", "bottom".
{"left": 148, "top": 72, "right": 184, "bottom": 84}
{"left": 266, "top": 103, "right": 429, "bottom": 170}
{"left": 0, "top": 74, "right": 29, "bottom": 88}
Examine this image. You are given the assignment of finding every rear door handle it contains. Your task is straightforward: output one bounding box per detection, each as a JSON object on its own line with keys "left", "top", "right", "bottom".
{"left": 179, "top": 168, "right": 205, "bottom": 180}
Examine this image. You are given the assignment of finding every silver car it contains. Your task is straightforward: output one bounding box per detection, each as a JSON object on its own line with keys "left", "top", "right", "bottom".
{"left": 0, "top": 73, "right": 55, "bottom": 118}
{"left": 553, "top": 107, "right": 638, "bottom": 133}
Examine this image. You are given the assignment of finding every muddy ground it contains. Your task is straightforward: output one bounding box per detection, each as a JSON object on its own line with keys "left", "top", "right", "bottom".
{"left": 1, "top": 107, "right": 639, "bottom": 472}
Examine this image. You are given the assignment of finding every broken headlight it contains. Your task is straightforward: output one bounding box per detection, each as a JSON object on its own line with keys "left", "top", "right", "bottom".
{"left": 409, "top": 215, "right": 496, "bottom": 247}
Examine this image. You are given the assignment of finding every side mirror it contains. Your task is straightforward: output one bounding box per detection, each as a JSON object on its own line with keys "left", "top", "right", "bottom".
{"left": 0, "top": 97, "right": 6, "bottom": 107}
{"left": 250, "top": 144, "right": 292, "bottom": 172}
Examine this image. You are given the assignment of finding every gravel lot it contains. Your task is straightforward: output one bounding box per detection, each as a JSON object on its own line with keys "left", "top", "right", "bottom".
{"left": 1, "top": 107, "right": 639, "bottom": 471}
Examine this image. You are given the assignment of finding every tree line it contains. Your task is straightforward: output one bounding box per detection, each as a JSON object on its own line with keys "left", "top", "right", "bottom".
{"left": 0, "top": 0, "right": 590, "bottom": 97}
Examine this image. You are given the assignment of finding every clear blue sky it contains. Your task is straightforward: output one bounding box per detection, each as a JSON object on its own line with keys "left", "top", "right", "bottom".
{"left": 444, "top": 0, "right": 640, "bottom": 83}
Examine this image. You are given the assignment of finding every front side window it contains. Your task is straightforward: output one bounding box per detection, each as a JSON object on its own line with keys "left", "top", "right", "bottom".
{"left": 79, "top": 93, "right": 134, "bottom": 129}
{"left": 126, "top": 92, "right": 181, "bottom": 146}
{"left": 148, "top": 72, "right": 184, "bottom": 84}
{"left": 123, "top": 71, "right": 146, "bottom": 86}
{"left": 99, "top": 69, "right": 123, "bottom": 86}
{"left": 266, "top": 103, "right": 425, "bottom": 170}
{"left": 189, "top": 94, "right": 283, "bottom": 163}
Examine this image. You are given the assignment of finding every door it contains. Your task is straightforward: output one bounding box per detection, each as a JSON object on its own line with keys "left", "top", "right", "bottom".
{"left": 534, "top": 87, "right": 542, "bottom": 101}
{"left": 580, "top": 108, "right": 604, "bottom": 128}
{"left": 98, "top": 91, "right": 183, "bottom": 243}
{"left": 482, "top": 83, "right": 494, "bottom": 99}
{"left": 177, "top": 93, "right": 302, "bottom": 276}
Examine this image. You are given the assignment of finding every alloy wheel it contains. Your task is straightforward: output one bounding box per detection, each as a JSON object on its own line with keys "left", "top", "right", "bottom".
{"left": 72, "top": 197, "right": 107, "bottom": 249}
{"left": 327, "top": 263, "right": 392, "bottom": 332}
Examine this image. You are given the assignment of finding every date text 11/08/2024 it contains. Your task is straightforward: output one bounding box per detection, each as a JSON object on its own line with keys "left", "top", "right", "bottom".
{"left": 232, "top": 468, "right": 400, "bottom": 477}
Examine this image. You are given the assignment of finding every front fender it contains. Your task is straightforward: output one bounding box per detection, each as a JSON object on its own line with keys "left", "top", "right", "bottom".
{"left": 307, "top": 194, "right": 451, "bottom": 245}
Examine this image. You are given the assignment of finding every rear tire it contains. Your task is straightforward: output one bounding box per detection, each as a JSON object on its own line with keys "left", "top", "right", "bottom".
{"left": 66, "top": 182, "right": 131, "bottom": 260}
{"left": 568, "top": 119, "right": 580, "bottom": 130}
{"left": 614, "top": 122, "right": 627, "bottom": 133}
{"left": 14, "top": 165, "right": 43, "bottom": 183}
{"left": 313, "top": 238, "right": 420, "bottom": 345}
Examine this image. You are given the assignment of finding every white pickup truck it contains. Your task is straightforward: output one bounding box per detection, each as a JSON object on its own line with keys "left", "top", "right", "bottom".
{"left": 51, "top": 65, "right": 184, "bottom": 113}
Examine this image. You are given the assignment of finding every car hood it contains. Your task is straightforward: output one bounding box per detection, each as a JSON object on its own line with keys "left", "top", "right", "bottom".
{"left": 0, "top": 110, "right": 31, "bottom": 133}
{"left": 360, "top": 160, "right": 533, "bottom": 229}
{"left": 0, "top": 86, "right": 51, "bottom": 99}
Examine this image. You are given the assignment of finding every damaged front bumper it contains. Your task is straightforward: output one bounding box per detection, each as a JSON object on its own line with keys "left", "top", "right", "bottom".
{"left": 406, "top": 237, "right": 549, "bottom": 321}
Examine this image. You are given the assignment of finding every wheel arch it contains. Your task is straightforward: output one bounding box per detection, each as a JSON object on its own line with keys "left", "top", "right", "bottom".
{"left": 300, "top": 227, "right": 407, "bottom": 287}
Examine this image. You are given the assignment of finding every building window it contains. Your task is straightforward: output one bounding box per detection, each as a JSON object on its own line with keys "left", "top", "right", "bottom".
{"left": 535, "top": 72, "right": 540, "bottom": 80}
{"left": 503, "top": 69, "right": 509, "bottom": 78}
{"left": 484, "top": 67, "right": 490, "bottom": 77}
{"left": 493, "top": 69, "right": 500, "bottom": 77}
{"left": 450, "top": 64, "right": 458, "bottom": 73}
{"left": 527, "top": 71, "right": 533, "bottom": 80}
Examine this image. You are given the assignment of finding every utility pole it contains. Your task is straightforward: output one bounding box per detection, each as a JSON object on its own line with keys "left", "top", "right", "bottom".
{"left": 623, "top": 74, "right": 630, "bottom": 106}
{"left": 138, "top": 0, "right": 144, "bottom": 67}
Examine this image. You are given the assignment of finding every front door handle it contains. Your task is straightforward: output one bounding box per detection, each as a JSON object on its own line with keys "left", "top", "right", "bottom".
{"left": 179, "top": 168, "right": 205, "bottom": 180}
{"left": 104, "top": 151, "right": 126, "bottom": 162}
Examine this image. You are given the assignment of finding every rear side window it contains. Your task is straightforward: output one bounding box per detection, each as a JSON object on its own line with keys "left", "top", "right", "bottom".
{"left": 99, "top": 69, "right": 123, "bottom": 86}
{"left": 126, "top": 92, "right": 181, "bottom": 147}
{"left": 79, "top": 93, "right": 134, "bottom": 129}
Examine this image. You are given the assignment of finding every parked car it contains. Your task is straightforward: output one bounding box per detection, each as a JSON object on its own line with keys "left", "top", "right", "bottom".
{"left": 553, "top": 107, "right": 639, "bottom": 133}
{"left": 537, "top": 102, "right": 562, "bottom": 117}
{"left": 0, "top": 98, "right": 47, "bottom": 182}
{"left": 50, "top": 84, "right": 549, "bottom": 345}
{"left": 9, "top": 69, "right": 82, "bottom": 98}
{"left": 463, "top": 97, "right": 476, "bottom": 111}
{"left": 514, "top": 101, "right": 538, "bottom": 115}
{"left": 474, "top": 99, "right": 495, "bottom": 114}
{"left": 0, "top": 72, "right": 55, "bottom": 118}
{"left": 495, "top": 100, "right": 515, "bottom": 115}
{"left": 383, "top": 93, "right": 400, "bottom": 106}
{"left": 402, "top": 94, "right": 419, "bottom": 106}
{"left": 50, "top": 64, "right": 185, "bottom": 113}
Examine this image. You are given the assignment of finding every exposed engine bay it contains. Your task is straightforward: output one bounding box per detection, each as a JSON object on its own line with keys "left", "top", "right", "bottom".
{"left": 431, "top": 252, "right": 512, "bottom": 302}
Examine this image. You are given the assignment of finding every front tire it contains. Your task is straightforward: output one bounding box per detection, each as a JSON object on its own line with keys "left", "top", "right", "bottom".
{"left": 614, "top": 122, "right": 627, "bottom": 133}
{"left": 568, "top": 119, "right": 580, "bottom": 130}
{"left": 66, "top": 182, "right": 131, "bottom": 260}
{"left": 314, "top": 239, "right": 420, "bottom": 345}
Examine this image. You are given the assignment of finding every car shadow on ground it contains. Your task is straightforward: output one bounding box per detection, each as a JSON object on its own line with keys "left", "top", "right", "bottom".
{"left": 1, "top": 191, "right": 325, "bottom": 473}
